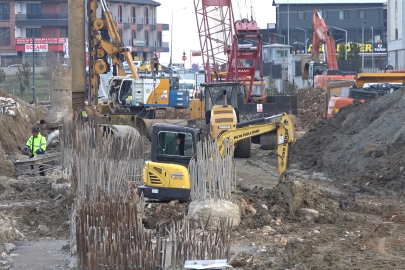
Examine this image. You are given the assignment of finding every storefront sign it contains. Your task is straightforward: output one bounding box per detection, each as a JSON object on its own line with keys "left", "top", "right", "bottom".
{"left": 307, "top": 43, "right": 387, "bottom": 53}
{"left": 16, "top": 38, "right": 66, "bottom": 44}
{"left": 25, "top": 44, "right": 49, "bottom": 52}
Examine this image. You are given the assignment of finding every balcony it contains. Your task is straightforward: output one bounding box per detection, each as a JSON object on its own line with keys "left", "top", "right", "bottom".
{"left": 162, "top": 24, "right": 169, "bottom": 31}
{"left": 15, "top": 13, "right": 68, "bottom": 26}
{"left": 162, "top": 42, "right": 169, "bottom": 52}
{"left": 136, "top": 18, "right": 143, "bottom": 30}
{"left": 123, "top": 17, "right": 131, "bottom": 29}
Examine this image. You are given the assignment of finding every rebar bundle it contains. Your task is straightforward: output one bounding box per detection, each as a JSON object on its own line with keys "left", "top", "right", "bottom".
{"left": 189, "top": 138, "right": 236, "bottom": 201}
{"left": 169, "top": 217, "right": 233, "bottom": 269}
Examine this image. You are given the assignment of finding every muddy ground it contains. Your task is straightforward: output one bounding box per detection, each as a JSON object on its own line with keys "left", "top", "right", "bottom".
{"left": 0, "top": 88, "right": 405, "bottom": 269}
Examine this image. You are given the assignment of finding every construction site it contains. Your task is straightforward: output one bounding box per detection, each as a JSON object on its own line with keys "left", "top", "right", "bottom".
{"left": 0, "top": 0, "right": 404, "bottom": 269}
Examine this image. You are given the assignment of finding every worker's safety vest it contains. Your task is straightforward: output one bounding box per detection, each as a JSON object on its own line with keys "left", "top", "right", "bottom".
{"left": 26, "top": 134, "right": 46, "bottom": 157}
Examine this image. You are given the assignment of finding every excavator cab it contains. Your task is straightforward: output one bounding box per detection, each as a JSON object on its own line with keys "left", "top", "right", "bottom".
{"left": 307, "top": 61, "right": 327, "bottom": 87}
{"left": 138, "top": 123, "right": 198, "bottom": 201}
{"left": 202, "top": 82, "right": 243, "bottom": 139}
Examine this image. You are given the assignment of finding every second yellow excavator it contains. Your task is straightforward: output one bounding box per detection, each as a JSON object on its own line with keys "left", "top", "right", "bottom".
{"left": 137, "top": 109, "right": 295, "bottom": 201}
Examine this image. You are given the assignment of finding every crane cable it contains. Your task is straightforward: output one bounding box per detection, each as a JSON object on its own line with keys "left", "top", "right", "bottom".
{"left": 236, "top": 0, "right": 243, "bottom": 20}
{"left": 244, "top": 0, "right": 248, "bottom": 19}
{"left": 250, "top": 0, "right": 256, "bottom": 22}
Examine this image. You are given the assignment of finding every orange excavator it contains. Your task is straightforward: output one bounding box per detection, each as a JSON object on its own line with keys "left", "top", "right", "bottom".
{"left": 301, "top": 9, "right": 356, "bottom": 88}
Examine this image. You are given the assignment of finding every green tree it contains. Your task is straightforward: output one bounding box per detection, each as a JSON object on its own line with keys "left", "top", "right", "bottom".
{"left": 16, "top": 62, "right": 32, "bottom": 95}
{"left": 337, "top": 42, "right": 346, "bottom": 60}
{"left": 349, "top": 43, "right": 361, "bottom": 71}
{"left": 284, "top": 81, "right": 298, "bottom": 95}
{"left": 265, "top": 74, "right": 278, "bottom": 95}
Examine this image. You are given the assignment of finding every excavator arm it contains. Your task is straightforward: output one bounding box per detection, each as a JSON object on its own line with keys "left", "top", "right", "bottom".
{"left": 216, "top": 113, "right": 295, "bottom": 184}
{"left": 312, "top": 9, "right": 338, "bottom": 69}
{"left": 88, "top": 0, "right": 139, "bottom": 103}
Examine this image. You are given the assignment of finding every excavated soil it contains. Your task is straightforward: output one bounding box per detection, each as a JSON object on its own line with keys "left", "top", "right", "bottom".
{"left": 0, "top": 89, "right": 44, "bottom": 177}
{"left": 1, "top": 87, "right": 405, "bottom": 269}
{"left": 293, "top": 88, "right": 405, "bottom": 191}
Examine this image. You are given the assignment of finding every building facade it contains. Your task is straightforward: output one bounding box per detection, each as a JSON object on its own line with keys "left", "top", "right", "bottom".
{"left": 274, "top": 0, "right": 387, "bottom": 71}
{"left": 387, "top": 0, "right": 405, "bottom": 69}
{"left": 0, "top": 0, "right": 169, "bottom": 66}
{"left": 100, "top": 0, "right": 169, "bottom": 62}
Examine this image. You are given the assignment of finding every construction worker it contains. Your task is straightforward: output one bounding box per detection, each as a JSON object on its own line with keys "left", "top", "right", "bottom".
{"left": 36, "top": 119, "right": 47, "bottom": 138}
{"left": 23, "top": 126, "right": 47, "bottom": 176}
{"left": 166, "top": 135, "right": 181, "bottom": 155}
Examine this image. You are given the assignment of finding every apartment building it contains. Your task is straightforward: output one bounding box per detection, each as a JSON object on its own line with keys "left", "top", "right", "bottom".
{"left": 387, "top": 0, "right": 405, "bottom": 69}
{"left": 102, "top": 0, "right": 169, "bottom": 62}
{"left": 0, "top": 0, "right": 169, "bottom": 66}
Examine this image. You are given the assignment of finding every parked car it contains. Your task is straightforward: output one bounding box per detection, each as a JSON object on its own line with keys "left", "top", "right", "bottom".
{"left": 138, "top": 61, "right": 162, "bottom": 73}
{"left": 170, "top": 65, "right": 186, "bottom": 74}
{"left": 198, "top": 63, "right": 214, "bottom": 73}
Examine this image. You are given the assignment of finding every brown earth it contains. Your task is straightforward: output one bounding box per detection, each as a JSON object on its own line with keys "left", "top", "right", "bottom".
{"left": 0, "top": 87, "right": 405, "bottom": 269}
{"left": 293, "top": 88, "right": 405, "bottom": 191}
{"left": 0, "top": 89, "right": 44, "bottom": 177}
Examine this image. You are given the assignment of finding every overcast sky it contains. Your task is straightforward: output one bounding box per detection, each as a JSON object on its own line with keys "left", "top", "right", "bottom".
{"left": 156, "top": 0, "right": 276, "bottom": 68}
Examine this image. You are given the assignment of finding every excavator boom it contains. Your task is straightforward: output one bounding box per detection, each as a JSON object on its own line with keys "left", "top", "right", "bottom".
{"left": 88, "top": 0, "right": 139, "bottom": 103}
{"left": 312, "top": 9, "right": 338, "bottom": 69}
{"left": 217, "top": 113, "right": 295, "bottom": 183}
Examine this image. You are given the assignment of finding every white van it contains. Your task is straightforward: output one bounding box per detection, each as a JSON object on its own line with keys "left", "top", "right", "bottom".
{"left": 179, "top": 79, "right": 196, "bottom": 99}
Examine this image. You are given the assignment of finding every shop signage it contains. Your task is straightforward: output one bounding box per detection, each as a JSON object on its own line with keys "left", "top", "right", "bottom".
{"left": 16, "top": 38, "right": 66, "bottom": 44}
{"left": 307, "top": 43, "right": 387, "bottom": 53}
{"left": 25, "top": 44, "right": 48, "bottom": 52}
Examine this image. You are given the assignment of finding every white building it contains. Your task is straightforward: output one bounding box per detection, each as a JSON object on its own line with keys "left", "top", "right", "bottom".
{"left": 387, "top": 0, "right": 405, "bottom": 69}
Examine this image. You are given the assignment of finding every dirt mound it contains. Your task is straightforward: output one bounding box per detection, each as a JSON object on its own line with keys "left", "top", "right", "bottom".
{"left": 0, "top": 172, "right": 71, "bottom": 252}
{"left": 142, "top": 200, "right": 188, "bottom": 230}
{"left": 236, "top": 180, "right": 341, "bottom": 230}
{"left": 0, "top": 89, "right": 44, "bottom": 176}
{"left": 293, "top": 88, "right": 405, "bottom": 191}
{"left": 296, "top": 87, "right": 326, "bottom": 131}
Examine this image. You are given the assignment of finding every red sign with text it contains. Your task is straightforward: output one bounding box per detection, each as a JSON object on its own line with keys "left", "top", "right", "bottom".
{"left": 16, "top": 38, "right": 66, "bottom": 44}
{"left": 25, "top": 44, "right": 49, "bottom": 52}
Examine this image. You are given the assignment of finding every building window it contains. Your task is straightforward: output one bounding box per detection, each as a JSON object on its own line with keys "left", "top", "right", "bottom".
{"left": 118, "top": 5, "right": 122, "bottom": 23}
{"left": 339, "top": 10, "right": 349, "bottom": 20}
{"left": 118, "top": 29, "right": 122, "bottom": 38}
{"left": 132, "top": 30, "right": 136, "bottom": 40}
{"left": 157, "top": 31, "right": 162, "bottom": 47}
{"left": 60, "top": 28, "right": 68, "bottom": 38}
{"left": 0, "top": 27, "right": 10, "bottom": 45}
{"left": 358, "top": 10, "right": 365, "bottom": 19}
{"left": 145, "top": 30, "right": 149, "bottom": 46}
{"left": 27, "top": 4, "right": 42, "bottom": 19}
{"left": 297, "top": 11, "right": 305, "bottom": 20}
{"left": 26, "top": 28, "right": 41, "bottom": 38}
{"left": 132, "top": 6, "right": 136, "bottom": 24}
{"left": 144, "top": 7, "right": 149, "bottom": 25}
{"left": 276, "top": 50, "right": 285, "bottom": 58}
{"left": 0, "top": 3, "right": 10, "bottom": 21}
{"left": 395, "top": 28, "right": 398, "bottom": 40}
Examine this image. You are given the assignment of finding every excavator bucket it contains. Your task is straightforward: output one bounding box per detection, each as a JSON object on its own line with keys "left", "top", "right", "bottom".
{"left": 301, "top": 54, "right": 313, "bottom": 80}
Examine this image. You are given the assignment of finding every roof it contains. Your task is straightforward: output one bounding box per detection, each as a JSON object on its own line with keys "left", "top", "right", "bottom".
{"left": 108, "top": 0, "right": 161, "bottom": 6}
{"left": 275, "top": 0, "right": 386, "bottom": 4}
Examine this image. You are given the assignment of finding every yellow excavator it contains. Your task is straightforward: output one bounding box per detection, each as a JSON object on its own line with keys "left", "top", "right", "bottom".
{"left": 137, "top": 104, "right": 295, "bottom": 201}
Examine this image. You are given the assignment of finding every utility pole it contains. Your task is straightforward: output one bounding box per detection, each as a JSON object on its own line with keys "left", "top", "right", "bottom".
{"left": 32, "top": 37, "right": 35, "bottom": 101}
{"left": 287, "top": 0, "right": 289, "bottom": 45}
{"left": 361, "top": 20, "right": 367, "bottom": 72}
{"left": 371, "top": 26, "right": 374, "bottom": 72}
